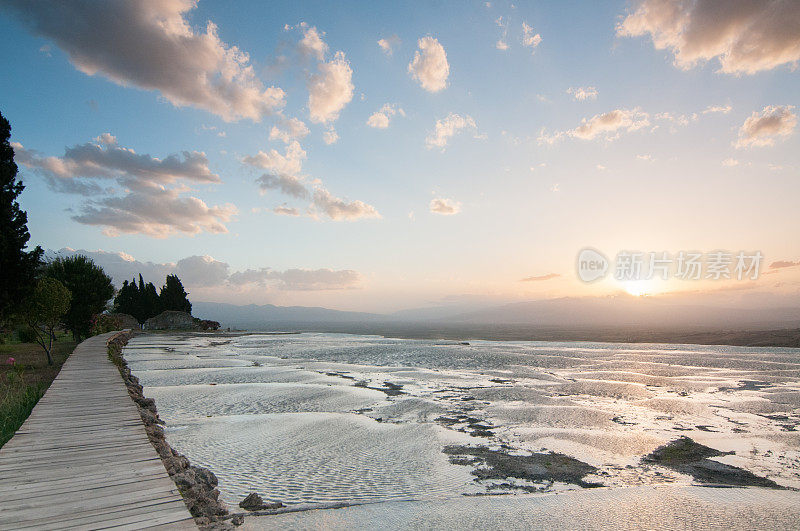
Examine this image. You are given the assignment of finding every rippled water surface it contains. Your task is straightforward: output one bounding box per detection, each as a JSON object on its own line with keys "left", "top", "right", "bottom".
{"left": 123, "top": 333, "right": 800, "bottom": 522}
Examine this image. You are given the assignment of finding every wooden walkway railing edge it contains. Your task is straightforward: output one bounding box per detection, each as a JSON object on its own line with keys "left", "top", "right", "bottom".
{"left": 0, "top": 331, "right": 196, "bottom": 530}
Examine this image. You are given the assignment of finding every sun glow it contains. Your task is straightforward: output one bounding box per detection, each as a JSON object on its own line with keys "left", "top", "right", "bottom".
{"left": 622, "top": 280, "right": 658, "bottom": 297}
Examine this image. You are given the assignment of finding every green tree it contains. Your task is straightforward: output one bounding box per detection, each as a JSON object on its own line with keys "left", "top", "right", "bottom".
{"left": 112, "top": 279, "right": 137, "bottom": 317}
{"left": 0, "top": 111, "right": 43, "bottom": 324}
{"left": 113, "top": 275, "right": 161, "bottom": 324}
{"left": 141, "top": 276, "right": 160, "bottom": 321}
{"left": 159, "top": 274, "right": 192, "bottom": 314}
{"left": 127, "top": 275, "right": 146, "bottom": 323}
{"left": 20, "top": 278, "right": 71, "bottom": 365}
{"left": 45, "top": 255, "right": 114, "bottom": 341}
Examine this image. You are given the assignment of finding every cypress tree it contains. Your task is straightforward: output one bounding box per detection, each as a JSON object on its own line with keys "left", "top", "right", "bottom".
{"left": 159, "top": 274, "right": 192, "bottom": 314}
{"left": 142, "top": 280, "right": 160, "bottom": 320}
{"left": 114, "top": 275, "right": 162, "bottom": 324}
{"left": 113, "top": 279, "right": 137, "bottom": 317}
{"left": 0, "top": 111, "right": 43, "bottom": 323}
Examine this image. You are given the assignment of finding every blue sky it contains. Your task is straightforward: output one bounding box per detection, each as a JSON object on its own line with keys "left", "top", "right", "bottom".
{"left": 0, "top": 0, "right": 798, "bottom": 311}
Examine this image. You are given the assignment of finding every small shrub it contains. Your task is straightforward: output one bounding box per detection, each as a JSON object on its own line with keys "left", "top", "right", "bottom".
{"left": 194, "top": 319, "right": 221, "bottom": 331}
{"left": 91, "top": 313, "right": 123, "bottom": 336}
{"left": 16, "top": 327, "right": 38, "bottom": 344}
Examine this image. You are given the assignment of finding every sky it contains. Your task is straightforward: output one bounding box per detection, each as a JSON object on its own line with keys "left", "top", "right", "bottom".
{"left": 0, "top": 0, "right": 798, "bottom": 313}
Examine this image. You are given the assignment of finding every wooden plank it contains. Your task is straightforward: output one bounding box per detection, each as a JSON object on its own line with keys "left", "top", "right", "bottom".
{"left": 7, "top": 496, "right": 192, "bottom": 530}
{"left": 0, "top": 453, "right": 163, "bottom": 474}
{"left": 2, "top": 479, "right": 181, "bottom": 515}
{"left": 0, "top": 333, "right": 195, "bottom": 530}
{"left": 0, "top": 470, "right": 169, "bottom": 501}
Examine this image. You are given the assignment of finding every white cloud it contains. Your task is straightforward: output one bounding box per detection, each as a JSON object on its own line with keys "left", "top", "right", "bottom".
{"left": 283, "top": 24, "right": 354, "bottom": 127}
{"left": 243, "top": 141, "right": 309, "bottom": 198}
{"left": 539, "top": 108, "right": 650, "bottom": 144}
{"left": 735, "top": 105, "right": 797, "bottom": 148}
{"left": 536, "top": 128, "right": 565, "bottom": 146}
{"left": 722, "top": 158, "right": 739, "bottom": 167}
{"left": 269, "top": 118, "right": 310, "bottom": 144}
{"left": 2, "top": 1, "right": 285, "bottom": 121}
{"left": 13, "top": 137, "right": 218, "bottom": 188}
{"left": 520, "top": 273, "right": 561, "bottom": 282}
{"left": 308, "top": 51, "right": 354, "bottom": 123}
{"left": 73, "top": 186, "right": 237, "bottom": 238}
{"left": 408, "top": 37, "right": 449, "bottom": 92}
{"left": 273, "top": 205, "right": 300, "bottom": 216}
{"left": 49, "top": 248, "right": 173, "bottom": 287}
{"left": 323, "top": 127, "right": 339, "bottom": 144}
{"left": 573, "top": 108, "right": 650, "bottom": 140}
{"left": 174, "top": 255, "right": 230, "bottom": 287}
{"left": 377, "top": 35, "right": 401, "bottom": 56}
{"left": 567, "top": 86, "right": 598, "bottom": 101}
{"left": 241, "top": 141, "right": 379, "bottom": 221}
{"left": 256, "top": 173, "right": 309, "bottom": 199}
{"left": 654, "top": 111, "right": 692, "bottom": 126}
{"left": 51, "top": 248, "right": 361, "bottom": 292}
{"left": 522, "top": 22, "right": 542, "bottom": 52}
{"left": 495, "top": 16, "right": 509, "bottom": 51}
{"left": 229, "top": 267, "right": 362, "bottom": 290}
{"left": 13, "top": 136, "right": 233, "bottom": 237}
{"left": 242, "top": 141, "right": 306, "bottom": 177}
{"left": 702, "top": 104, "right": 732, "bottom": 114}
{"left": 366, "top": 103, "right": 405, "bottom": 129}
{"left": 429, "top": 198, "right": 461, "bottom": 215}
{"left": 297, "top": 23, "right": 328, "bottom": 60}
{"left": 94, "top": 132, "right": 117, "bottom": 145}
{"left": 311, "top": 187, "right": 381, "bottom": 221}
{"left": 617, "top": 0, "right": 800, "bottom": 75}
{"left": 426, "top": 113, "right": 477, "bottom": 150}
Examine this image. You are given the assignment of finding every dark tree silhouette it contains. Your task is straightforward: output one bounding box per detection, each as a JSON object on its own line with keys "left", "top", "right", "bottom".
{"left": 140, "top": 275, "right": 161, "bottom": 321}
{"left": 112, "top": 279, "right": 138, "bottom": 318}
{"left": 45, "top": 255, "right": 114, "bottom": 341}
{"left": 0, "top": 111, "right": 43, "bottom": 324}
{"left": 113, "top": 275, "right": 163, "bottom": 324}
{"left": 159, "top": 274, "right": 191, "bottom": 314}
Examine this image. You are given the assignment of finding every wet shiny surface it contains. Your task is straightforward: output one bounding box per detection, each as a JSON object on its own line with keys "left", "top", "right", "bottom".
{"left": 124, "top": 333, "right": 800, "bottom": 524}
{"left": 241, "top": 485, "right": 800, "bottom": 530}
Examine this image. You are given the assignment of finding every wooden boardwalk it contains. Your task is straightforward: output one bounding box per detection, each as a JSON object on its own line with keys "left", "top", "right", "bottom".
{"left": 0, "top": 332, "right": 195, "bottom": 530}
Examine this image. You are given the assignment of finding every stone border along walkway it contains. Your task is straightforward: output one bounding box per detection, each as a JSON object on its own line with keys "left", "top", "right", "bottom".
{"left": 0, "top": 331, "right": 196, "bottom": 530}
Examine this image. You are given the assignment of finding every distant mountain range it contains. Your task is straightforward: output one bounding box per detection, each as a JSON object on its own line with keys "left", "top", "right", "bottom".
{"left": 192, "top": 301, "right": 382, "bottom": 329}
{"left": 193, "top": 296, "right": 800, "bottom": 332}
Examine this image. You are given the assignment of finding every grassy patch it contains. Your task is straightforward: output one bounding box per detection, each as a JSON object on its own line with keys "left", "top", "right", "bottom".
{"left": 0, "top": 336, "right": 76, "bottom": 448}
{"left": 643, "top": 436, "right": 783, "bottom": 488}
{"left": 644, "top": 436, "right": 728, "bottom": 465}
{"left": 443, "top": 444, "right": 602, "bottom": 489}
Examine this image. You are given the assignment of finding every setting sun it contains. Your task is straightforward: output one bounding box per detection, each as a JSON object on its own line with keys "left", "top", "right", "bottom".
{"left": 621, "top": 280, "right": 660, "bottom": 297}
